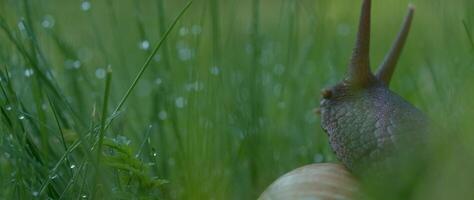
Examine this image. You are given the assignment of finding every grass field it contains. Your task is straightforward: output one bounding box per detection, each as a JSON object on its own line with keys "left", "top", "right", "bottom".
{"left": 1, "top": 0, "right": 474, "bottom": 199}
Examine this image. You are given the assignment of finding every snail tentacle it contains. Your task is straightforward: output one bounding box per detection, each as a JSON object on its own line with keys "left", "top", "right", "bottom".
{"left": 376, "top": 5, "right": 415, "bottom": 86}
{"left": 347, "top": 0, "right": 373, "bottom": 86}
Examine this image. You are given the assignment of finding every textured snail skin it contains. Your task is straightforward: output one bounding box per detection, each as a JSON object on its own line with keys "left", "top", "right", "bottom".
{"left": 258, "top": 163, "right": 359, "bottom": 200}
{"left": 320, "top": 79, "right": 429, "bottom": 173}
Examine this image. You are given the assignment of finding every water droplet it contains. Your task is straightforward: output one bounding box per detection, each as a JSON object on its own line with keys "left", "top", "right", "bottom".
{"left": 81, "top": 1, "right": 91, "bottom": 11}
{"left": 139, "top": 40, "right": 150, "bottom": 50}
{"left": 178, "top": 48, "right": 193, "bottom": 61}
{"left": 179, "top": 26, "right": 189, "bottom": 36}
{"left": 65, "top": 60, "right": 82, "bottom": 69}
{"left": 73, "top": 60, "right": 81, "bottom": 69}
{"left": 210, "top": 66, "right": 220, "bottom": 76}
{"left": 41, "top": 103, "right": 48, "bottom": 110}
{"left": 95, "top": 68, "right": 106, "bottom": 79}
{"left": 32, "top": 191, "right": 39, "bottom": 197}
{"left": 41, "top": 15, "right": 55, "bottom": 29}
{"left": 70, "top": 164, "right": 76, "bottom": 169}
{"left": 113, "top": 135, "right": 131, "bottom": 146}
{"left": 5, "top": 106, "right": 12, "bottom": 111}
{"left": 155, "top": 78, "right": 162, "bottom": 86}
{"left": 24, "top": 69, "right": 34, "bottom": 77}
{"left": 175, "top": 97, "right": 186, "bottom": 108}
{"left": 152, "top": 152, "right": 158, "bottom": 157}
{"left": 185, "top": 81, "right": 204, "bottom": 92}
{"left": 49, "top": 174, "right": 58, "bottom": 180}
{"left": 18, "top": 21, "right": 26, "bottom": 31}
{"left": 18, "top": 115, "right": 25, "bottom": 120}
{"left": 81, "top": 194, "right": 87, "bottom": 199}
{"left": 158, "top": 110, "right": 168, "bottom": 120}
{"left": 191, "top": 25, "right": 202, "bottom": 35}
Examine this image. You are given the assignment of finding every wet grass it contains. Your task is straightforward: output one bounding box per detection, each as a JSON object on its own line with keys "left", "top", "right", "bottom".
{"left": 0, "top": 0, "right": 473, "bottom": 199}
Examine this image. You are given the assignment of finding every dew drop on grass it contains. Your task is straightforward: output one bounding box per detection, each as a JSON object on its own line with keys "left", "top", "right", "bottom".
{"left": 81, "top": 1, "right": 91, "bottom": 11}
{"left": 41, "top": 15, "right": 55, "bottom": 29}
{"left": 175, "top": 97, "right": 186, "bottom": 108}
{"left": 155, "top": 78, "right": 162, "bottom": 86}
{"left": 191, "top": 25, "right": 202, "bottom": 35}
{"left": 185, "top": 81, "right": 203, "bottom": 92}
{"left": 158, "top": 110, "right": 167, "bottom": 120}
{"left": 17, "top": 21, "right": 26, "bottom": 31}
{"left": 113, "top": 135, "right": 131, "bottom": 146}
{"left": 179, "top": 26, "right": 189, "bottom": 36}
{"left": 178, "top": 48, "right": 192, "bottom": 61}
{"left": 49, "top": 174, "right": 58, "bottom": 180}
{"left": 210, "top": 66, "right": 220, "bottom": 76}
{"left": 5, "top": 106, "right": 12, "bottom": 111}
{"left": 73, "top": 60, "right": 81, "bottom": 69}
{"left": 153, "top": 152, "right": 158, "bottom": 157}
{"left": 65, "top": 60, "right": 82, "bottom": 69}
{"left": 139, "top": 40, "right": 150, "bottom": 50}
{"left": 95, "top": 68, "right": 106, "bottom": 79}
{"left": 41, "top": 103, "right": 48, "bottom": 111}
{"left": 32, "top": 191, "right": 39, "bottom": 197}
{"left": 18, "top": 115, "right": 25, "bottom": 120}
{"left": 81, "top": 194, "right": 87, "bottom": 199}
{"left": 70, "top": 164, "right": 76, "bottom": 169}
{"left": 24, "top": 69, "right": 34, "bottom": 77}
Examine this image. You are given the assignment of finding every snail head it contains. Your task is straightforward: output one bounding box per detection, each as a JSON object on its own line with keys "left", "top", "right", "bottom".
{"left": 320, "top": 0, "right": 415, "bottom": 102}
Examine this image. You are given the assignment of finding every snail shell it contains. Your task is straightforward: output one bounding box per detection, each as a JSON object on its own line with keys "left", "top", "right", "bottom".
{"left": 259, "top": 163, "right": 359, "bottom": 200}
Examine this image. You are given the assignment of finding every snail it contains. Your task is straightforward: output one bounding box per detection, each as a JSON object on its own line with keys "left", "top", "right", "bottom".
{"left": 260, "top": 0, "right": 429, "bottom": 199}
{"left": 259, "top": 163, "right": 359, "bottom": 200}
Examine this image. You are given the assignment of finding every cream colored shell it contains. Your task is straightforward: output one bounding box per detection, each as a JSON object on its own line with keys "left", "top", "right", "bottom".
{"left": 259, "top": 163, "right": 358, "bottom": 200}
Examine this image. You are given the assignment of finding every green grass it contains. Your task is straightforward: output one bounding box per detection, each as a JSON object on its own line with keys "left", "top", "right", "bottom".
{"left": 1, "top": 0, "right": 474, "bottom": 199}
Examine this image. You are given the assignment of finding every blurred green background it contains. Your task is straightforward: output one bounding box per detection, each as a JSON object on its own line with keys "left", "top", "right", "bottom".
{"left": 0, "top": 0, "right": 474, "bottom": 199}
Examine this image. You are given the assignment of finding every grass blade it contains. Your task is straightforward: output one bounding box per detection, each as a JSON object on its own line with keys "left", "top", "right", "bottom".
{"left": 111, "top": 1, "right": 193, "bottom": 118}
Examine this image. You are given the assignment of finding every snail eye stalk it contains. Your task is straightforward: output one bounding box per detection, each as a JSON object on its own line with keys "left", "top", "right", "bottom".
{"left": 346, "top": 0, "right": 373, "bottom": 86}
{"left": 376, "top": 5, "right": 415, "bottom": 86}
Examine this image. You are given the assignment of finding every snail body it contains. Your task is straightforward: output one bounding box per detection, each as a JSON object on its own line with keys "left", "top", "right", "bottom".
{"left": 261, "top": 0, "right": 428, "bottom": 198}
{"left": 320, "top": 0, "right": 428, "bottom": 175}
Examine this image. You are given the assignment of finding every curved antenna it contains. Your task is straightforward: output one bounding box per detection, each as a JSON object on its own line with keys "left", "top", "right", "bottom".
{"left": 376, "top": 5, "right": 415, "bottom": 86}
{"left": 347, "top": 0, "right": 372, "bottom": 85}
